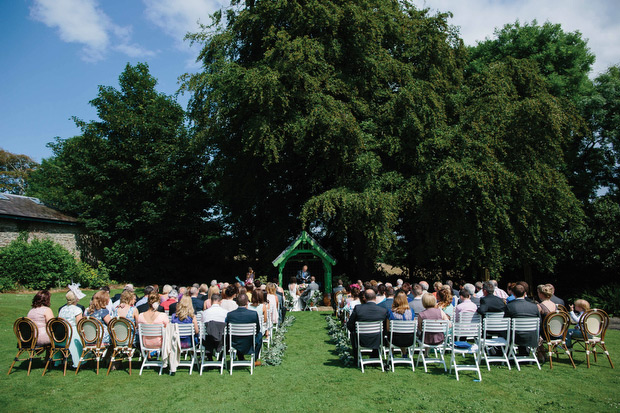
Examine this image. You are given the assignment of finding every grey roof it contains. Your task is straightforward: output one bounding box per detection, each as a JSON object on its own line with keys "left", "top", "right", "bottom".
{"left": 0, "top": 193, "right": 78, "bottom": 224}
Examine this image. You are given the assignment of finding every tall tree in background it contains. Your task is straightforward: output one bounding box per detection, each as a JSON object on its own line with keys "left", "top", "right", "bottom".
{"left": 29, "top": 63, "right": 218, "bottom": 283}
{"left": 0, "top": 149, "right": 38, "bottom": 195}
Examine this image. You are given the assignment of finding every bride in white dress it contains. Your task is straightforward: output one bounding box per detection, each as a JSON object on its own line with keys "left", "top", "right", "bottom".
{"left": 288, "top": 279, "right": 301, "bottom": 312}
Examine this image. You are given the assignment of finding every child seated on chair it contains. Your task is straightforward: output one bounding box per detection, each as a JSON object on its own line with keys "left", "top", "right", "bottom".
{"left": 566, "top": 299, "right": 590, "bottom": 349}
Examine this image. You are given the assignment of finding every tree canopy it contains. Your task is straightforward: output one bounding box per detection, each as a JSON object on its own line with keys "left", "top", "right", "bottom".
{"left": 0, "top": 149, "right": 38, "bottom": 195}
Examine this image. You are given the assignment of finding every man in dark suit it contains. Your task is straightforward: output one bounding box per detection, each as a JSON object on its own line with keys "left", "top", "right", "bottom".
{"left": 379, "top": 286, "right": 395, "bottom": 311}
{"left": 506, "top": 284, "right": 540, "bottom": 355}
{"left": 300, "top": 276, "right": 320, "bottom": 309}
{"left": 296, "top": 265, "right": 310, "bottom": 284}
{"left": 477, "top": 281, "right": 507, "bottom": 316}
{"left": 225, "top": 294, "right": 262, "bottom": 366}
{"left": 189, "top": 287, "right": 204, "bottom": 313}
{"left": 347, "top": 289, "right": 388, "bottom": 364}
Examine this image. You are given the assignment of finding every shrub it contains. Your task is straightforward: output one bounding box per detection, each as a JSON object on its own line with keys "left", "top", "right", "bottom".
{"left": 0, "top": 235, "right": 113, "bottom": 291}
{"left": 581, "top": 284, "right": 620, "bottom": 316}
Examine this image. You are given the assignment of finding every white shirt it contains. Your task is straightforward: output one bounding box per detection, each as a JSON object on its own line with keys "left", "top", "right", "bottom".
{"left": 201, "top": 304, "right": 228, "bottom": 323}
{"left": 220, "top": 299, "right": 238, "bottom": 312}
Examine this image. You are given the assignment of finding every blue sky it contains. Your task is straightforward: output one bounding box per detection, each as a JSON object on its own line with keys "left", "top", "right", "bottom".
{"left": 1, "top": 0, "right": 619, "bottom": 162}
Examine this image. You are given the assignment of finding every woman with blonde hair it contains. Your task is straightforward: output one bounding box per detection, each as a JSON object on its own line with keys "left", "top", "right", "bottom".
{"left": 85, "top": 290, "right": 112, "bottom": 345}
{"left": 566, "top": 299, "right": 591, "bottom": 349}
{"left": 203, "top": 285, "right": 221, "bottom": 310}
{"left": 137, "top": 292, "right": 169, "bottom": 348}
{"left": 59, "top": 291, "right": 84, "bottom": 368}
{"left": 266, "top": 283, "right": 280, "bottom": 325}
{"left": 537, "top": 284, "right": 557, "bottom": 316}
{"left": 417, "top": 293, "right": 449, "bottom": 344}
{"left": 171, "top": 295, "right": 199, "bottom": 349}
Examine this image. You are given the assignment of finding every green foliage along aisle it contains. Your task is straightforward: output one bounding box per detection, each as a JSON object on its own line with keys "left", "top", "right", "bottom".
{"left": 325, "top": 316, "right": 354, "bottom": 367}
{"left": 262, "top": 315, "right": 296, "bottom": 366}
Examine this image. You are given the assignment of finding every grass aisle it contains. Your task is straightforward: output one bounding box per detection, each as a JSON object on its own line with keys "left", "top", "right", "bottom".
{"left": 1, "top": 292, "right": 619, "bottom": 412}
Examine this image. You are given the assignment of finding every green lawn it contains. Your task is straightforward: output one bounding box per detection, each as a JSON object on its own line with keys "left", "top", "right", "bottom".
{"left": 1, "top": 291, "right": 619, "bottom": 412}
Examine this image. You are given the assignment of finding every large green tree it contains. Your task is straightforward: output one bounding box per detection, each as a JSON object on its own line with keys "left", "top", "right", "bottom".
{"left": 29, "top": 63, "right": 218, "bottom": 283}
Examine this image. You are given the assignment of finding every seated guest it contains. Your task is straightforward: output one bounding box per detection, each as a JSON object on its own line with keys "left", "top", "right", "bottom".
{"left": 389, "top": 291, "right": 414, "bottom": 321}
{"left": 344, "top": 286, "right": 361, "bottom": 314}
{"left": 160, "top": 289, "right": 178, "bottom": 312}
{"left": 135, "top": 286, "right": 154, "bottom": 308}
{"left": 177, "top": 286, "right": 187, "bottom": 301}
{"left": 537, "top": 284, "right": 557, "bottom": 317}
{"left": 566, "top": 299, "right": 591, "bottom": 349}
{"left": 505, "top": 282, "right": 517, "bottom": 303}
{"left": 446, "top": 280, "right": 459, "bottom": 298}
{"left": 159, "top": 284, "right": 172, "bottom": 303}
{"left": 171, "top": 296, "right": 199, "bottom": 349}
{"left": 417, "top": 294, "right": 449, "bottom": 345}
{"left": 546, "top": 284, "right": 565, "bottom": 307}
{"left": 113, "top": 290, "right": 139, "bottom": 345}
{"left": 85, "top": 290, "right": 112, "bottom": 345}
{"left": 111, "top": 284, "right": 133, "bottom": 303}
{"left": 460, "top": 283, "right": 480, "bottom": 307}
{"left": 491, "top": 280, "right": 509, "bottom": 299}
{"left": 28, "top": 290, "right": 54, "bottom": 346}
{"left": 220, "top": 284, "right": 239, "bottom": 312}
{"left": 189, "top": 287, "right": 203, "bottom": 314}
{"left": 477, "top": 281, "right": 507, "bottom": 316}
{"left": 516, "top": 281, "right": 533, "bottom": 302}
{"left": 474, "top": 281, "right": 484, "bottom": 298}
{"left": 201, "top": 293, "right": 228, "bottom": 323}
{"left": 266, "top": 283, "right": 280, "bottom": 326}
{"left": 401, "top": 283, "right": 413, "bottom": 302}
{"left": 376, "top": 284, "right": 387, "bottom": 304}
{"left": 432, "top": 282, "right": 442, "bottom": 299}
{"left": 506, "top": 284, "right": 540, "bottom": 354}
{"left": 248, "top": 289, "right": 268, "bottom": 336}
{"left": 379, "top": 286, "right": 395, "bottom": 311}
{"left": 59, "top": 291, "right": 83, "bottom": 368}
{"left": 454, "top": 288, "right": 477, "bottom": 322}
{"left": 245, "top": 283, "right": 254, "bottom": 301}
{"left": 409, "top": 283, "right": 425, "bottom": 315}
{"left": 59, "top": 286, "right": 86, "bottom": 314}
{"left": 347, "top": 289, "right": 388, "bottom": 364}
{"left": 198, "top": 284, "right": 209, "bottom": 301}
{"left": 437, "top": 287, "right": 454, "bottom": 320}
{"left": 203, "top": 285, "right": 221, "bottom": 310}
{"left": 137, "top": 292, "right": 169, "bottom": 349}
{"left": 225, "top": 294, "right": 262, "bottom": 366}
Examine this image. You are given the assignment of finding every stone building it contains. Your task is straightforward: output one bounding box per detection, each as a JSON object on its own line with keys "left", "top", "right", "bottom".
{"left": 0, "top": 193, "right": 94, "bottom": 260}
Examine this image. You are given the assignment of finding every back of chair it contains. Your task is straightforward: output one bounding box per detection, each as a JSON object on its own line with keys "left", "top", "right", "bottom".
{"left": 176, "top": 323, "right": 195, "bottom": 337}
{"left": 195, "top": 313, "right": 203, "bottom": 324}
{"left": 457, "top": 312, "right": 481, "bottom": 324}
{"left": 77, "top": 317, "right": 103, "bottom": 348}
{"left": 512, "top": 318, "right": 539, "bottom": 333}
{"left": 389, "top": 320, "right": 416, "bottom": 334}
{"left": 228, "top": 323, "right": 256, "bottom": 337}
{"left": 422, "top": 319, "right": 449, "bottom": 333}
{"left": 356, "top": 321, "right": 383, "bottom": 335}
{"left": 46, "top": 318, "right": 71, "bottom": 348}
{"left": 14, "top": 318, "right": 38, "bottom": 349}
{"left": 485, "top": 312, "right": 505, "bottom": 319}
{"left": 138, "top": 323, "right": 165, "bottom": 351}
{"left": 483, "top": 317, "right": 510, "bottom": 338}
{"left": 581, "top": 309, "right": 609, "bottom": 339}
{"left": 543, "top": 311, "right": 569, "bottom": 341}
{"left": 453, "top": 322, "right": 481, "bottom": 339}
{"left": 556, "top": 304, "right": 568, "bottom": 313}
{"left": 109, "top": 317, "right": 133, "bottom": 348}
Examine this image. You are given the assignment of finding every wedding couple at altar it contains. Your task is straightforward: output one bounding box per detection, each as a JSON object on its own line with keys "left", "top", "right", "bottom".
{"left": 287, "top": 265, "right": 320, "bottom": 311}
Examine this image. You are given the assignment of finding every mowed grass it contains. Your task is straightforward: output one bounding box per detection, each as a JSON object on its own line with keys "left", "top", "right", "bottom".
{"left": 1, "top": 290, "right": 619, "bottom": 412}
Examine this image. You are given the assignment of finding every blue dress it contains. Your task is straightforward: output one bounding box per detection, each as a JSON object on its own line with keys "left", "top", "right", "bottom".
{"left": 85, "top": 308, "right": 110, "bottom": 345}
{"left": 170, "top": 315, "right": 195, "bottom": 349}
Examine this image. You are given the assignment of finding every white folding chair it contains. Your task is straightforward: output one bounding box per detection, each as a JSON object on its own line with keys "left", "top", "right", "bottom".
{"left": 195, "top": 313, "right": 203, "bottom": 324}
{"left": 485, "top": 312, "right": 505, "bottom": 319}
{"left": 508, "top": 318, "right": 541, "bottom": 370}
{"left": 416, "top": 319, "right": 449, "bottom": 372}
{"left": 388, "top": 320, "right": 417, "bottom": 372}
{"left": 450, "top": 322, "right": 482, "bottom": 381}
{"left": 228, "top": 323, "right": 257, "bottom": 375}
{"left": 355, "top": 321, "right": 385, "bottom": 373}
{"left": 481, "top": 317, "right": 511, "bottom": 370}
{"left": 198, "top": 323, "right": 226, "bottom": 375}
{"left": 138, "top": 323, "right": 165, "bottom": 375}
{"left": 176, "top": 323, "right": 197, "bottom": 374}
{"left": 457, "top": 312, "right": 481, "bottom": 324}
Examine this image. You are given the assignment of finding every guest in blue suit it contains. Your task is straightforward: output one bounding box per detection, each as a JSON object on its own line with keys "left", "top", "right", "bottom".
{"left": 225, "top": 294, "right": 262, "bottom": 365}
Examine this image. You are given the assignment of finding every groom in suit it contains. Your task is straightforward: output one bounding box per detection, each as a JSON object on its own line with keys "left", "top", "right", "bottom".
{"left": 347, "top": 289, "right": 388, "bottom": 364}
{"left": 225, "top": 294, "right": 262, "bottom": 366}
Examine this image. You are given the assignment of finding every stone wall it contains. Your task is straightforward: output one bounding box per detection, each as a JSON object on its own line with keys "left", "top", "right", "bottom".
{"left": 0, "top": 218, "right": 98, "bottom": 261}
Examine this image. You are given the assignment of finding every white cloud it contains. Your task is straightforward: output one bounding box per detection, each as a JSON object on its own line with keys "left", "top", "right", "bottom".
{"left": 30, "top": 0, "right": 156, "bottom": 62}
{"left": 143, "top": 0, "right": 224, "bottom": 66}
{"left": 415, "top": 0, "right": 620, "bottom": 76}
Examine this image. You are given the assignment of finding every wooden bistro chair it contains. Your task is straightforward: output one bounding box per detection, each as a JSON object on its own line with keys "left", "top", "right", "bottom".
{"left": 7, "top": 317, "right": 49, "bottom": 376}
{"left": 75, "top": 317, "right": 106, "bottom": 375}
{"left": 107, "top": 317, "right": 136, "bottom": 375}
{"left": 573, "top": 309, "right": 614, "bottom": 369}
{"left": 42, "top": 318, "right": 72, "bottom": 376}
{"left": 542, "top": 311, "right": 576, "bottom": 369}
